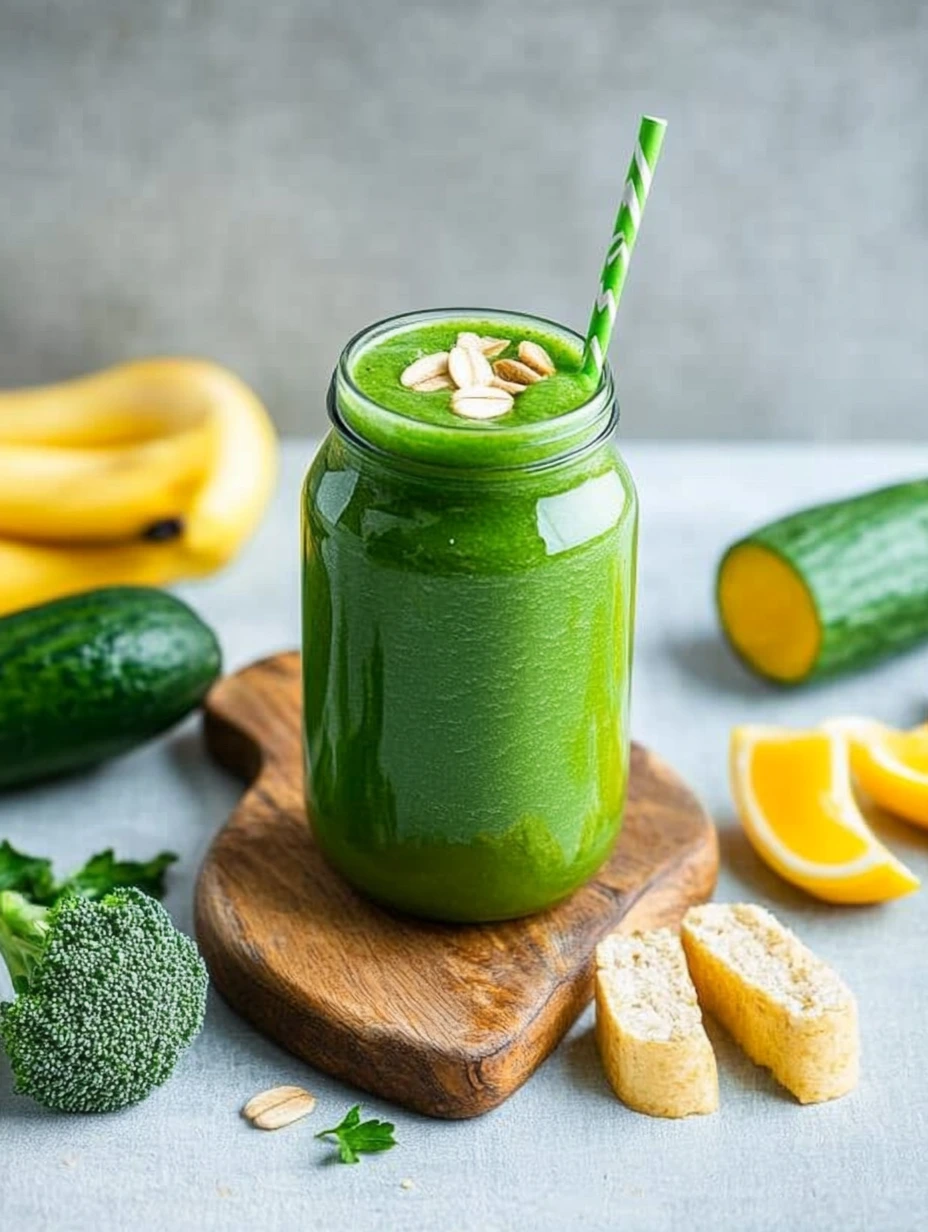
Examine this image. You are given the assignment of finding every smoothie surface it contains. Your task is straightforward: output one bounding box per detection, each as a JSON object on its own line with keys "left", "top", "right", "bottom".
{"left": 349, "top": 316, "right": 596, "bottom": 428}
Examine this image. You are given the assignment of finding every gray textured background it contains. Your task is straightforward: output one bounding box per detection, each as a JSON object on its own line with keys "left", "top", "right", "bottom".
{"left": 1, "top": 0, "right": 926, "bottom": 439}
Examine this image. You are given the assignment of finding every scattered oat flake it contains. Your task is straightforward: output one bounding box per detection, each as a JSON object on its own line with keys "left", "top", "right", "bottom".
{"left": 400, "top": 352, "right": 449, "bottom": 388}
{"left": 491, "top": 376, "right": 528, "bottom": 396}
{"left": 401, "top": 1178, "right": 415, "bottom": 1191}
{"left": 493, "top": 358, "right": 543, "bottom": 386}
{"left": 242, "top": 1084, "right": 306, "bottom": 1120}
{"left": 478, "top": 336, "right": 510, "bottom": 357}
{"left": 242, "top": 1085, "right": 317, "bottom": 1130}
{"left": 451, "top": 385, "right": 514, "bottom": 420}
{"left": 412, "top": 374, "right": 454, "bottom": 392}
{"left": 517, "top": 340, "right": 556, "bottom": 376}
{"left": 448, "top": 345, "right": 493, "bottom": 389}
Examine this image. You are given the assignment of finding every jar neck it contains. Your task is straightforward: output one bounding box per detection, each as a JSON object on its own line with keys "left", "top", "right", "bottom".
{"left": 330, "top": 307, "right": 618, "bottom": 475}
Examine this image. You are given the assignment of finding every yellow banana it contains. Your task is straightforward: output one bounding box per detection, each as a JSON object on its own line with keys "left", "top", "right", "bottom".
{"left": 0, "top": 538, "right": 186, "bottom": 617}
{"left": 0, "top": 425, "right": 216, "bottom": 543}
{"left": 164, "top": 360, "right": 278, "bottom": 570}
{"left": 0, "top": 359, "right": 215, "bottom": 446}
{"left": 0, "top": 358, "right": 277, "bottom": 616}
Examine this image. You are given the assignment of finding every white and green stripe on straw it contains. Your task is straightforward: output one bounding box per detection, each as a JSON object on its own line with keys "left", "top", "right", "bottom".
{"left": 581, "top": 115, "right": 667, "bottom": 382}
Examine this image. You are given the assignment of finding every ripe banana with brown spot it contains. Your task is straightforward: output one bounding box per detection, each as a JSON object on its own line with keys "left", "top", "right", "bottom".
{"left": 0, "top": 358, "right": 277, "bottom": 615}
{"left": 0, "top": 427, "right": 217, "bottom": 542}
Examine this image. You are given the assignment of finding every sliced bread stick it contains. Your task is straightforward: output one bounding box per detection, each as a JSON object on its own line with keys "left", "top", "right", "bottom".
{"left": 681, "top": 903, "right": 859, "bottom": 1104}
{"left": 595, "top": 929, "right": 719, "bottom": 1118}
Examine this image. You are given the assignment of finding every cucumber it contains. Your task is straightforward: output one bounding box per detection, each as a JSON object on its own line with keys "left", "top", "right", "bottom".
{"left": 0, "top": 586, "right": 221, "bottom": 788}
{"left": 717, "top": 480, "right": 928, "bottom": 684}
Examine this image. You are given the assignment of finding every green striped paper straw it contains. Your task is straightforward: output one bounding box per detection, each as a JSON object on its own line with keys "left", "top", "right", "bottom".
{"left": 581, "top": 115, "right": 667, "bottom": 382}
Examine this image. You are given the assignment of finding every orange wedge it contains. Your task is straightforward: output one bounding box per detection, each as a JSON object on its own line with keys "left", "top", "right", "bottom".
{"left": 832, "top": 718, "right": 928, "bottom": 830}
{"left": 730, "top": 725, "right": 920, "bottom": 904}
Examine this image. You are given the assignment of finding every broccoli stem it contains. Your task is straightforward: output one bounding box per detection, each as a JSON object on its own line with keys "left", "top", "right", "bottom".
{"left": 0, "top": 891, "right": 50, "bottom": 994}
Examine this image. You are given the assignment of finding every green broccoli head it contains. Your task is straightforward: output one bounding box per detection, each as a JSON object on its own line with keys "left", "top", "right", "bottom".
{"left": 0, "top": 886, "right": 208, "bottom": 1113}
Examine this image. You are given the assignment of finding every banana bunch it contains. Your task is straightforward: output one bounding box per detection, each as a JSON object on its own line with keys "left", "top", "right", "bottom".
{"left": 0, "top": 358, "right": 277, "bottom": 616}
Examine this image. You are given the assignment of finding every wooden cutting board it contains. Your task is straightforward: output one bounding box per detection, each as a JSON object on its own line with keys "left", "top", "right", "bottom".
{"left": 195, "top": 652, "right": 718, "bottom": 1119}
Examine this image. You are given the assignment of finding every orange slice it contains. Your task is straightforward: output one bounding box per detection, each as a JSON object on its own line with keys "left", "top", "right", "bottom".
{"left": 831, "top": 718, "right": 928, "bottom": 830}
{"left": 730, "top": 725, "right": 920, "bottom": 904}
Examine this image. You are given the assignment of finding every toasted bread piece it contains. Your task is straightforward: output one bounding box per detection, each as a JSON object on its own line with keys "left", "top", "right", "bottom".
{"left": 594, "top": 929, "right": 719, "bottom": 1118}
{"left": 681, "top": 903, "right": 858, "bottom": 1104}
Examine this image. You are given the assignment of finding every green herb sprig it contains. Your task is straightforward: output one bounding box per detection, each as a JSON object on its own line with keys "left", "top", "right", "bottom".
{"left": 0, "top": 840, "right": 176, "bottom": 905}
{"left": 315, "top": 1105, "right": 397, "bottom": 1164}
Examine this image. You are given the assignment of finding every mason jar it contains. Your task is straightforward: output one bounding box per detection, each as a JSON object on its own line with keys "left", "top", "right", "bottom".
{"left": 302, "top": 308, "right": 638, "bottom": 921}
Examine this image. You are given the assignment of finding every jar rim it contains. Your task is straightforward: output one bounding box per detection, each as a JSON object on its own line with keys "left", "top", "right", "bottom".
{"left": 331, "top": 307, "right": 617, "bottom": 472}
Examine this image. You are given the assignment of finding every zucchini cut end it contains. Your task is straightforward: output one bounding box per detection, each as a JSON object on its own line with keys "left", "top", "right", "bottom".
{"left": 718, "top": 543, "right": 821, "bottom": 683}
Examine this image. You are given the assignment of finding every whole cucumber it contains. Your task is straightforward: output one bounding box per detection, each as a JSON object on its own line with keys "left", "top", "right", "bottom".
{"left": 0, "top": 586, "right": 221, "bottom": 788}
{"left": 717, "top": 479, "right": 928, "bottom": 684}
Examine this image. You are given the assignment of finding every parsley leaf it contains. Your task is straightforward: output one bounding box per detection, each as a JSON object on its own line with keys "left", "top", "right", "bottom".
{"left": 0, "top": 841, "right": 55, "bottom": 902}
{"left": 59, "top": 849, "right": 177, "bottom": 902}
{"left": 315, "top": 1104, "right": 397, "bottom": 1165}
{"left": 0, "top": 840, "right": 176, "bottom": 905}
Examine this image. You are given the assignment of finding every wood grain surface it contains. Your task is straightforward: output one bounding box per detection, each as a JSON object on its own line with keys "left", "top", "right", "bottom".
{"left": 195, "top": 652, "right": 718, "bottom": 1119}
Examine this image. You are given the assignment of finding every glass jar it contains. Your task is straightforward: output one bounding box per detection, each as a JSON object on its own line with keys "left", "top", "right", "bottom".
{"left": 301, "top": 309, "right": 638, "bottom": 921}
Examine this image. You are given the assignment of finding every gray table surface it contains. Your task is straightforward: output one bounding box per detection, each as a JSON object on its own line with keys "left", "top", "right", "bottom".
{"left": 3, "top": 441, "right": 928, "bottom": 1232}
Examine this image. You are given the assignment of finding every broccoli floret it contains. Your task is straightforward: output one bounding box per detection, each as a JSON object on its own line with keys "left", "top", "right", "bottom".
{"left": 0, "top": 886, "right": 208, "bottom": 1112}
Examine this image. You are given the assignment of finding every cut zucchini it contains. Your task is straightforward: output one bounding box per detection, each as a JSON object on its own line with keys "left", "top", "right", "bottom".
{"left": 717, "top": 480, "right": 928, "bottom": 684}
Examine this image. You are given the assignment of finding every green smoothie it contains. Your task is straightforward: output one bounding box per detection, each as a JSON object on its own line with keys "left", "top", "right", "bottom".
{"left": 302, "top": 309, "right": 637, "bottom": 921}
{"left": 350, "top": 316, "right": 593, "bottom": 426}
